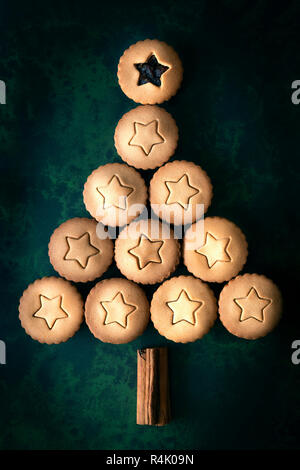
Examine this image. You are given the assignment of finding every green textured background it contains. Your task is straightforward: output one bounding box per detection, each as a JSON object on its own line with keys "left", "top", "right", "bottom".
{"left": 0, "top": 0, "right": 299, "bottom": 450}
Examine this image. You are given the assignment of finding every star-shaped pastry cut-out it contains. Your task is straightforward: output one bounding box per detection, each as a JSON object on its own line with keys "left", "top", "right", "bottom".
{"left": 234, "top": 287, "right": 271, "bottom": 322}
{"left": 128, "top": 235, "right": 164, "bottom": 269}
{"left": 196, "top": 232, "right": 231, "bottom": 268}
{"left": 165, "top": 174, "right": 199, "bottom": 209}
{"left": 97, "top": 175, "right": 134, "bottom": 210}
{"left": 167, "top": 290, "right": 203, "bottom": 325}
{"left": 101, "top": 292, "right": 136, "bottom": 328}
{"left": 129, "top": 120, "right": 165, "bottom": 155}
{"left": 64, "top": 232, "right": 99, "bottom": 268}
{"left": 33, "top": 295, "right": 69, "bottom": 329}
{"left": 134, "top": 54, "right": 169, "bottom": 87}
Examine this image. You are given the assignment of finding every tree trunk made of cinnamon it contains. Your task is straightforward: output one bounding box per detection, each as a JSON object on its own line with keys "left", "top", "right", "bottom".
{"left": 136, "top": 347, "right": 170, "bottom": 426}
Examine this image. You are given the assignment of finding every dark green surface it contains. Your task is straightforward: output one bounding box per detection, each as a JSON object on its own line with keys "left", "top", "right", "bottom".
{"left": 0, "top": 0, "right": 299, "bottom": 450}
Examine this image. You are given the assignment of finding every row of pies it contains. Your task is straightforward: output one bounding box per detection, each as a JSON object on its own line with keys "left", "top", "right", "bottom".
{"left": 47, "top": 216, "right": 247, "bottom": 284}
{"left": 83, "top": 160, "right": 212, "bottom": 226}
{"left": 19, "top": 274, "right": 282, "bottom": 345}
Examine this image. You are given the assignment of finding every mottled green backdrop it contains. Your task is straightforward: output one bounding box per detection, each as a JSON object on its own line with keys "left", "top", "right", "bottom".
{"left": 0, "top": 0, "right": 299, "bottom": 450}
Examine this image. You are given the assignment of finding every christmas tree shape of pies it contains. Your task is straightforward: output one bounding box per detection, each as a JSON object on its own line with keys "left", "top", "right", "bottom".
{"left": 19, "top": 41, "right": 282, "bottom": 361}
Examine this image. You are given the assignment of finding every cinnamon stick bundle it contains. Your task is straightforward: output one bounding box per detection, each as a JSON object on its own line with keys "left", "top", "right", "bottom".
{"left": 136, "top": 347, "right": 171, "bottom": 426}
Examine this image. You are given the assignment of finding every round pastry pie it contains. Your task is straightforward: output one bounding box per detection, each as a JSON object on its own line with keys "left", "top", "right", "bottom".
{"left": 218, "top": 274, "right": 282, "bottom": 340}
{"left": 183, "top": 217, "right": 248, "bottom": 283}
{"left": 85, "top": 278, "right": 149, "bottom": 344}
{"left": 149, "top": 160, "right": 213, "bottom": 225}
{"left": 83, "top": 163, "right": 147, "bottom": 227}
{"left": 48, "top": 218, "right": 114, "bottom": 283}
{"left": 114, "top": 105, "right": 178, "bottom": 170}
{"left": 117, "top": 39, "right": 183, "bottom": 104}
{"left": 151, "top": 275, "right": 217, "bottom": 343}
{"left": 114, "top": 219, "right": 180, "bottom": 285}
{"left": 19, "top": 277, "right": 84, "bottom": 344}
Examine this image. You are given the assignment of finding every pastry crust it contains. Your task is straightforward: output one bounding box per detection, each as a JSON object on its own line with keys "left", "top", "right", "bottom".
{"left": 117, "top": 39, "right": 183, "bottom": 104}
{"left": 218, "top": 273, "right": 282, "bottom": 339}
{"left": 85, "top": 278, "right": 149, "bottom": 344}
{"left": 183, "top": 216, "right": 248, "bottom": 283}
{"left": 19, "top": 277, "right": 84, "bottom": 344}
{"left": 150, "top": 275, "right": 217, "bottom": 343}
{"left": 114, "top": 219, "right": 180, "bottom": 285}
{"left": 83, "top": 162, "right": 147, "bottom": 227}
{"left": 114, "top": 105, "right": 178, "bottom": 170}
{"left": 150, "top": 160, "right": 213, "bottom": 225}
{"left": 48, "top": 218, "right": 114, "bottom": 283}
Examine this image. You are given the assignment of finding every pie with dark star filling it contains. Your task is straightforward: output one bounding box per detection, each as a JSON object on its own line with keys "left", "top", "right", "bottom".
{"left": 118, "top": 39, "right": 183, "bottom": 104}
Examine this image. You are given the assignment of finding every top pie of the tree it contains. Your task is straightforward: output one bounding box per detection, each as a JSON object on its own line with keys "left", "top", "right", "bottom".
{"left": 117, "top": 39, "right": 183, "bottom": 104}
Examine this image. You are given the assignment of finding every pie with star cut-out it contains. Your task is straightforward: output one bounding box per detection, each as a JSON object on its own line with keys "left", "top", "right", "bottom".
{"left": 114, "top": 105, "right": 178, "bottom": 170}
{"left": 114, "top": 219, "right": 180, "bottom": 285}
{"left": 117, "top": 39, "right": 183, "bottom": 104}
{"left": 218, "top": 274, "right": 282, "bottom": 339}
{"left": 48, "top": 218, "right": 114, "bottom": 283}
{"left": 184, "top": 216, "right": 248, "bottom": 283}
{"left": 85, "top": 278, "right": 149, "bottom": 344}
{"left": 150, "top": 160, "right": 213, "bottom": 225}
{"left": 83, "top": 162, "right": 147, "bottom": 227}
{"left": 150, "top": 275, "right": 217, "bottom": 343}
{"left": 19, "top": 277, "right": 84, "bottom": 344}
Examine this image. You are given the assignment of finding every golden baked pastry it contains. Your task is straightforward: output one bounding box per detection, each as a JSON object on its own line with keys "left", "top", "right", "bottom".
{"left": 19, "top": 277, "right": 84, "bottom": 344}
{"left": 218, "top": 273, "right": 282, "bottom": 339}
{"left": 114, "top": 105, "right": 178, "bottom": 169}
{"left": 149, "top": 160, "right": 213, "bottom": 225}
{"left": 183, "top": 216, "right": 248, "bottom": 283}
{"left": 48, "top": 218, "right": 114, "bottom": 282}
{"left": 85, "top": 278, "right": 149, "bottom": 344}
{"left": 83, "top": 163, "right": 147, "bottom": 226}
{"left": 151, "top": 275, "right": 217, "bottom": 343}
{"left": 114, "top": 219, "right": 180, "bottom": 285}
{"left": 117, "top": 39, "right": 183, "bottom": 104}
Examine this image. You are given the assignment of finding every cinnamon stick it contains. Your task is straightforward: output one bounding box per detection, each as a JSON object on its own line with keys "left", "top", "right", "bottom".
{"left": 136, "top": 347, "right": 171, "bottom": 426}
